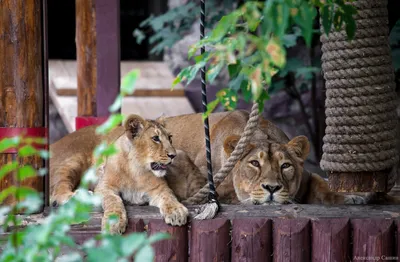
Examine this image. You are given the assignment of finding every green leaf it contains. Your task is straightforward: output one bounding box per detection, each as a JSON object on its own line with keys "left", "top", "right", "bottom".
{"left": 209, "top": 13, "right": 238, "bottom": 41}
{"left": 17, "top": 165, "right": 37, "bottom": 181}
{"left": 108, "top": 94, "right": 123, "bottom": 113}
{"left": 133, "top": 29, "right": 146, "bottom": 45}
{"left": 38, "top": 150, "right": 51, "bottom": 159}
{"left": 206, "top": 62, "right": 224, "bottom": 84}
{"left": 17, "top": 193, "right": 42, "bottom": 213}
{"left": 321, "top": 5, "right": 332, "bottom": 35}
{"left": 0, "top": 137, "right": 20, "bottom": 153}
{"left": 202, "top": 99, "right": 220, "bottom": 120}
{"left": 0, "top": 186, "right": 17, "bottom": 203}
{"left": 389, "top": 19, "right": 400, "bottom": 45}
{"left": 16, "top": 186, "right": 39, "bottom": 199}
{"left": 18, "top": 145, "right": 37, "bottom": 157}
{"left": 55, "top": 253, "right": 82, "bottom": 262}
{"left": 95, "top": 114, "right": 124, "bottom": 135}
{"left": 121, "top": 233, "right": 147, "bottom": 256}
{"left": 227, "top": 61, "right": 241, "bottom": 78}
{"left": 0, "top": 161, "right": 18, "bottom": 181}
{"left": 147, "top": 232, "right": 171, "bottom": 244}
{"left": 134, "top": 244, "right": 154, "bottom": 262}
{"left": 344, "top": 14, "right": 356, "bottom": 40}
{"left": 121, "top": 69, "right": 140, "bottom": 95}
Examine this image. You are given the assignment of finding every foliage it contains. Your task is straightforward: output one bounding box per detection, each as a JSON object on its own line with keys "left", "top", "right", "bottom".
{"left": 0, "top": 69, "right": 170, "bottom": 262}
{"left": 135, "top": 0, "right": 358, "bottom": 118}
{"left": 390, "top": 19, "right": 400, "bottom": 72}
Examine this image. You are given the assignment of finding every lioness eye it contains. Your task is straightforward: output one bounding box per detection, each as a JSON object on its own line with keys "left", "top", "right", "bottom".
{"left": 250, "top": 160, "right": 260, "bottom": 167}
{"left": 152, "top": 136, "right": 160, "bottom": 142}
{"left": 168, "top": 135, "right": 173, "bottom": 142}
{"left": 281, "top": 163, "right": 291, "bottom": 169}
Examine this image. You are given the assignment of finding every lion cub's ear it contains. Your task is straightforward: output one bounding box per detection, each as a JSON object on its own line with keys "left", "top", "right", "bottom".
{"left": 224, "top": 135, "right": 254, "bottom": 157}
{"left": 124, "top": 114, "right": 146, "bottom": 139}
{"left": 155, "top": 114, "right": 167, "bottom": 126}
{"left": 287, "top": 135, "right": 310, "bottom": 160}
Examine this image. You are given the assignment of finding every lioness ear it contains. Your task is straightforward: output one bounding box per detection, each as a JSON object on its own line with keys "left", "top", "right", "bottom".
{"left": 224, "top": 135, "right": 255, "bottom": 157}
{"left": 124, "top": 114, "right": 146, "bottom": 139}
{"left": 224, "top": 135, "right": 241, "bottom": 156}
{"left": 288, "top": 135, "right": 310, "bottom": 160}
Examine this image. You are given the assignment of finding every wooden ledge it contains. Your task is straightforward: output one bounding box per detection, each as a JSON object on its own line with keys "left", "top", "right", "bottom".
{"left": 43, "top": 204, "right": 400, "bottom": 224}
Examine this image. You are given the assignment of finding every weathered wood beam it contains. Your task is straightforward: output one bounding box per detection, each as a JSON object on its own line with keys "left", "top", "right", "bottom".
{"left": 0, "top": 0, "right": 45, "bottom": 209}
{"left": 75, "top": 0, "right": 121, "bottom": 129}
{"left": 76, "top": 0, "right": 97, "bottom": 117}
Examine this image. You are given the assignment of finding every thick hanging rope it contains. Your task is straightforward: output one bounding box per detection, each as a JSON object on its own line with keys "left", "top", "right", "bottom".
{"left": 320, "top": 0, "right": 399, "bottom": 185}
{"left": 187, "top": 0, "right": 262, "bottom": 219}
{"left": 183, "top": 103, "right": 260, "bottom": 206}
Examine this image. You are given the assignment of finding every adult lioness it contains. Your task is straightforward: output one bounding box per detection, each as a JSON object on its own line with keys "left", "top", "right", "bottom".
{"left": 50, "top": 114, "right": 188, "bottom": 234}
{"left": 164, "top": 110, "right": 366, "bottom": 204}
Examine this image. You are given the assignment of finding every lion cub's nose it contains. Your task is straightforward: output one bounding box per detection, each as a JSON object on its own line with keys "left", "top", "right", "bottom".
{"left": 167, "top": 154, "right": 176, "bottom": 160}
{"left": 262, "top": 184, "right": 282, "bottom": 194}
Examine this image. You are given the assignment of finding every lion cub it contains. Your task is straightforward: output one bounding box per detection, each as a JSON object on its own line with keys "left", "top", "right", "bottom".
{"left": 50, "top": 114, "right": 188, "bottom": 234}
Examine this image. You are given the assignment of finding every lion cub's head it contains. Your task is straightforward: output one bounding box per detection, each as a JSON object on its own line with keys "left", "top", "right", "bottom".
{"left": 122, "top": 114, "right": 176, "bottom": 177}
{"left": 224, "top": 135, "right": 310, "bottom": 205}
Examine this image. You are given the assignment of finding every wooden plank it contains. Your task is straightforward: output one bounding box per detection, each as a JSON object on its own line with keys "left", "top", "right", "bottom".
{"left": 273, "top": 218, "right": 310, "bottom": 262}
{"left": 43, "top": 205, "right": 400, "bottom": 227}
{"left": 76, "top": 0, "right": 97, "bottom": 116}
{"left": 231, "top": 218, "right": 272, "bottom": 262}
{"left": 311, "top": 218, "right": 350, "bottom": 262}
{"left": 148, "top": 219, "right": 188, "bottom": 262}
{"left": 190, "top": 218, "right": 230, "bottom": 262}
{"left": 329, "top": 170, "right": 391, "bottom": 192}
{"left": 352, "top": 219, "right": 395, "bottom": 261}
{"left": 397, "top": 220, "right": 400, "bottom": 261}
{"left": 0, "top": 0, "right": 44, "bottom": 207}
{"left": 95, "top": 0, "right": 120, "bottom": 117}
{"left": 49, "top": 60, "right": 185, "bottom": 97}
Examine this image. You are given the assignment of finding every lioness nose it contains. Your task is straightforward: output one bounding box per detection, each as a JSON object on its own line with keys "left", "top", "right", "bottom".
{"left": 262, "top": 184, "right": 282, "bottom": 194}
{"left": 167, "top": 154, "right": 176, "bottom": 160}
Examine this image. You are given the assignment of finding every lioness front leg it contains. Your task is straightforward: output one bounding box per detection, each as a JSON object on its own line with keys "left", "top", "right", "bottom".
{"left": 320, "top": 192, "right": 366, "bottom": 205}
{"left": 147, "top": 183, "right": 188, "bottom": 226}
{"left": 95, "top": 186, "right": 127, "bottom": 234}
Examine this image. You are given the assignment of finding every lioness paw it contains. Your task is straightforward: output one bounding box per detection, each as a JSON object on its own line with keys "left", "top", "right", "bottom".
{"left": 160, "top": 203, "right": 188, "bottom": 226}
{"left": 344, "top": 194, "right": 366, "bottom": 205}
{"left": 102, "top": 211, "right": 127, "bottom": 235}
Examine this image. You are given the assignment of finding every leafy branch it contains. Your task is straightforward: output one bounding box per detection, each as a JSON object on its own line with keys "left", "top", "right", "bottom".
{"left": 0, "top": 70, "right": 170, "bottom": 262}
{"left": 137, "top": 0, "right": 357, "bottom": 118}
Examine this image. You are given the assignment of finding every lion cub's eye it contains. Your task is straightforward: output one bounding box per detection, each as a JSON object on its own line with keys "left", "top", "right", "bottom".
{"left": 152, "top": 136, "right": 160, "bottom": 142}
{"left": 250, "top": 160, "right": 260, "bottom": 167}
{"left": 281, "top": 163, "right": 291, "bottom": 169}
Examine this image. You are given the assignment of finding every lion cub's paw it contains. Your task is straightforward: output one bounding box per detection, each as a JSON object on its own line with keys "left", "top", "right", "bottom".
{"left": 344, "top": 194, "right": 366, "bottom": 205}
{"left": 160, "top": 202, "right": 188, "bottom": 226}
{"left": 50, "top": 192, "right": 75, "bottom": 207}
{"left": 102, "top": 211, "right": 128, "bottom": 235}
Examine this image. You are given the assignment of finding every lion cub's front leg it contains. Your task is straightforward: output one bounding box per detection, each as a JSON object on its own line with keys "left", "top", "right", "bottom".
{"left": 145, "top": 177, "right": 189, "bottom": 226}
{"left": 95, "top": 185, "right": 127, "bottom": 234}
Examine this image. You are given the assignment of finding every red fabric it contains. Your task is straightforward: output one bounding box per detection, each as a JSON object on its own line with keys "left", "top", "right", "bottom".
{"left": 0, "top": 127, "right": 48, "bottom": 153}
{"left": 75, "top": 116, "right": 108, "bottom": 130}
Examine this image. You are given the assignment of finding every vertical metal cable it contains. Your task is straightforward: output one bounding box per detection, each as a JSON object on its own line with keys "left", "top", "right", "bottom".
{"left": 200, "top": 0, "right": 217, "bottom": 201}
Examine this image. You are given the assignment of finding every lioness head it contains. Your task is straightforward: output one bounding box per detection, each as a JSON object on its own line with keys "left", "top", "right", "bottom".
{"left": 224, "top": 135, "right": 310, "bottom": 205}
{"left": 123, "top": 114, "right": 176, "bottom": 177}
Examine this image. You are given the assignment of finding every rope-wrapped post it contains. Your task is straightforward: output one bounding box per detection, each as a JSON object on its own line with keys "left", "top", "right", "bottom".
{"left": 320, "top": 0, "right": 399, "bottom": 192}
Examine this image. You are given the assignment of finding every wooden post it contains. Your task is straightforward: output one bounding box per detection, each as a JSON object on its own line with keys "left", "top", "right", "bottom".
{"left": 148, "top": 219, "right": 188, "bottom": 262}
{"left": 75, "top": 0, "right": 120, "bottom": 130}
{"left": 273, "top": 218, "right": 310, "bottom": 262}
{"left": 0, "top": 0, "right": 46, "bottom": 209}
{"left": 352, "top": 219, "right": 395, "bottom": 260}
{"left": 312, "top": 218, "right": 350, "bottom": 262}
{"left": 190, "top": 219, "right": 231, "bottom": 262}
{"left": 231, "top": 218, "right": 272, "bottom": 262}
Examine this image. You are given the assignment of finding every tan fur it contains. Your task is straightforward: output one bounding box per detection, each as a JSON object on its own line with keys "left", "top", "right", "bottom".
{"left": 164, "top": 111, "right": 367, "bottom": 205}
{"left": 50, "top": 114, "right": 188, "bottom": 234}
